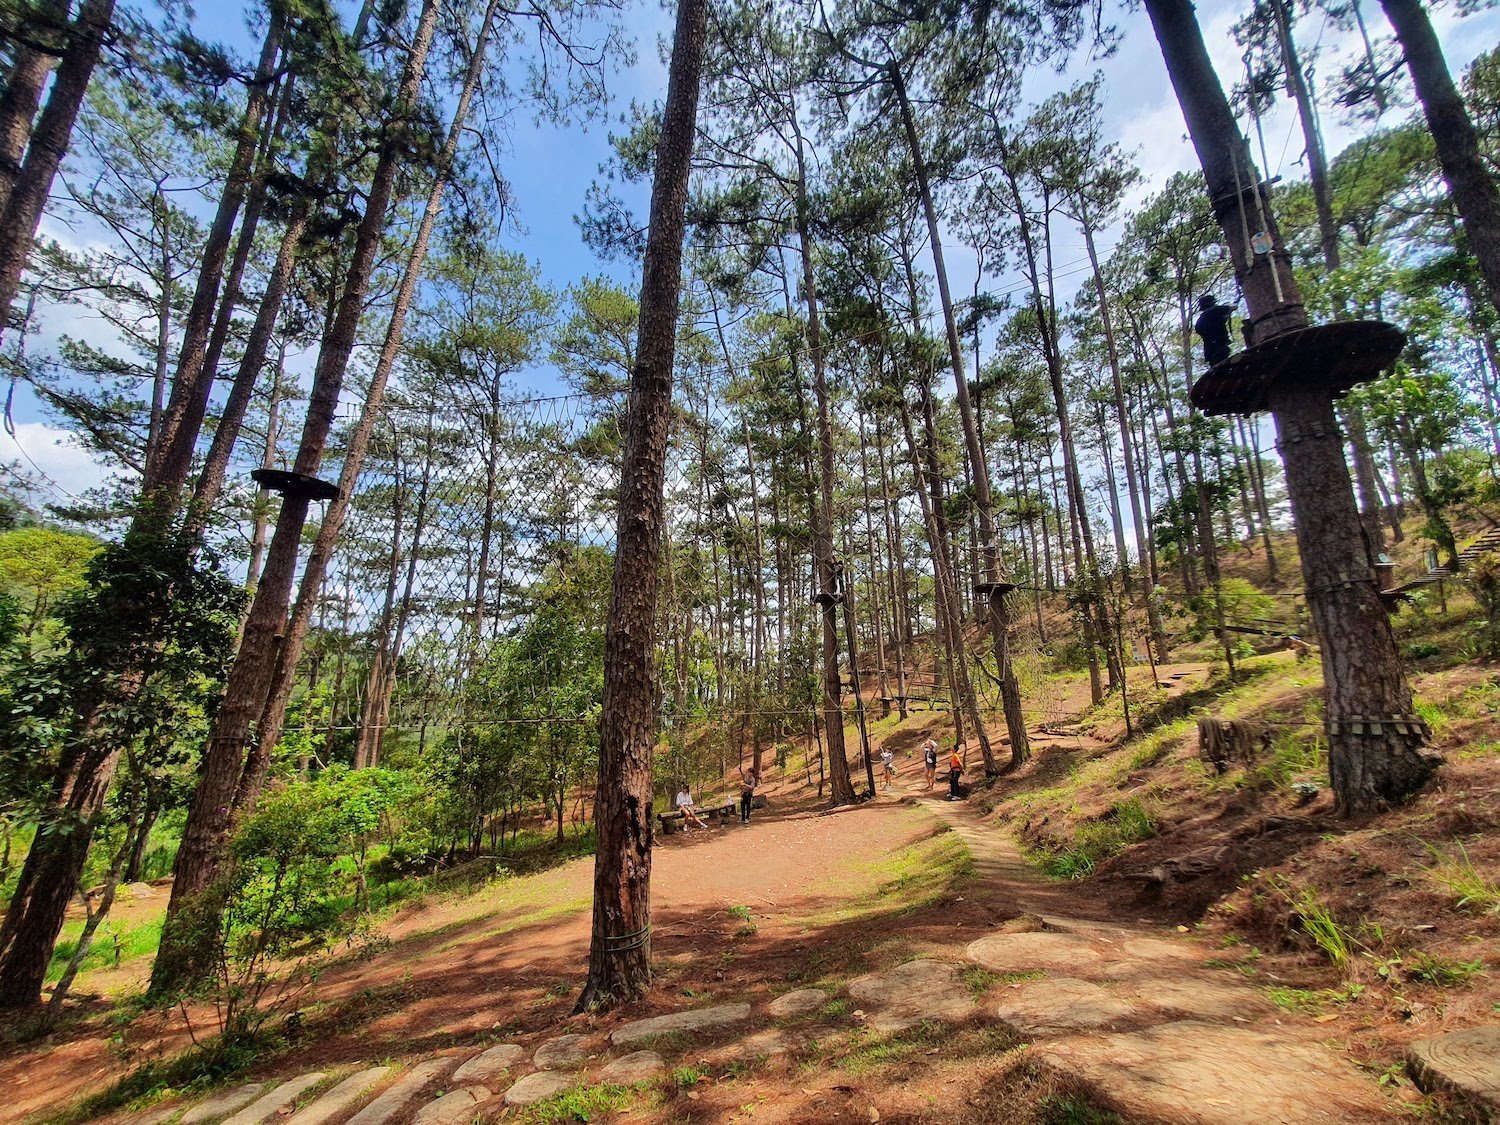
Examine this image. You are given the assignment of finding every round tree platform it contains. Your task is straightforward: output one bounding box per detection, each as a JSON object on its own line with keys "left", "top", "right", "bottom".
{"left": 1189, "top": 320, "right": 1405, "bottom": 416}
{"left": 251, "top": 468, "right": 341, "bottom": 502}
{"left": 974, "top": 581, "right": 1018, "bottom": 597}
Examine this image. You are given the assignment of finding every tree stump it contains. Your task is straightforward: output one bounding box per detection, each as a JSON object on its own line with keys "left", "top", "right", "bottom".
{"left": 1198, "top": 718, "right": 1269, "bottom": 773}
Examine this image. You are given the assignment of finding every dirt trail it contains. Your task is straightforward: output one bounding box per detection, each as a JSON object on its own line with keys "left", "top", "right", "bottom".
{"left": 4, "top": 667, "right": 1415, "bottom": 1124}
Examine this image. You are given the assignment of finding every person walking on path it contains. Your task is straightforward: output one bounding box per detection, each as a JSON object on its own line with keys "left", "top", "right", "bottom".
{"left": 947, "top": 748, "right": 964, "bottom": 801}
{"left": 880, "top": 746, "right": 896, "bottom": 790}
{"left": 922, "top": 738, "right": 938, "bottom": 791}
{"left": 738, "top": 768, "right": 758, "bottom": 824}
{"left": 675, "top": 784, "right": 706, "bottom": 830}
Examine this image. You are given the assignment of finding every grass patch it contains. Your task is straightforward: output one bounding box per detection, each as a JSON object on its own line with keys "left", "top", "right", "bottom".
{"left": 1037, "top": 1093, "right": 1125, "bottom": 1124}
{"left": 519, "top": 1082, "right": 631, "bottom": 1123}
{"left": 962, "top": 967, "right": 1001, "bottom": 995}
{"left": 803, "top": 828, "right": 974, "bottom": 926}
{"left": 1274, "top": 880, "right": 1355, "bottom": 971}
{"left": 1421, "top": 840, "right": 1500, "bottom": 915}
{"left": 1403, "top": 951, "right": 1486, "bottom": 986}
{"left": 1039, "top": 798, "right": 1158, "bottom": 881}
{"left": 1265, "top": 984, "right": 1363, "bottom": 1013}
{"left": 46, "top": 917, "right": 164, "bottom": 983}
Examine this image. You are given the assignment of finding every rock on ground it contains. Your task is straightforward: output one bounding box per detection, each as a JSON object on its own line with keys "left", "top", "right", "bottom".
{"left": 993, "top": 978, "right": 1136, "bottom": 1035}
{"left": 288, "top": 1067, "right": 391, "bottom": 1125}
{"left": 611, "top": 1003, "right": 753, "bottom": 1047}
{"left": 503, "top": 1071, "right": 574, "bottom": 1106}
{"left": 1125, "top": 976, "right": 1269, "bottom": 1022}
{"left": 346, "top": 1058, "right": 458, "bottom": 1125}
{"left": 768, "top": 988, "right": 826, "bottom": 1018}
{"left": 847, "top": 959, "right": 974, "bottom": 1032}
{"left": 452, "top": 1043, "right": 525, "bottom": 1085}
{"left": 1033, "top": 1019, "right": 1392, "bottom": 1124}
{"left": 1408, "top": 1026, "right": 1500, "bottom": 1114}
{"left": 532, "top": 1033, "right": 590, "bottom": 1069}
{"left": 180, "top": 1084, "right": 266, "bottom": 1125}
{"left": 219, "top": 1074, "right": 325, "bottom": 1125}
{"left": 598, "top": 1051, "right": 666, "bottom": 1083}
{"left": 966, "top": 931, "right": 1118, "bottom": 976}
{"left": 412, "top": 1087, "right": 490, "bottom": 1125}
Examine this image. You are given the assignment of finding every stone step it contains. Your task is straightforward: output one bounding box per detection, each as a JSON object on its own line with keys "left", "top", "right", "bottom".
{"left": 412, "top": 1087, "right": 490, "bottom": 1125}
{"left": 346, "top": 1059, "right": 459, "bottom": 1125}
{"left": 451, "top": 1043, "right": 524, "bottom": 1086}
{"left": 179, "top": 1084, "right": 267, "bottom": 1125}
{"left": 503, "top": 1072, "right": 574, "bottom": 1107}
{"left": 220, "top": 1074, "right": 325, "bottom": 1125}
{"left": 611, "top": 1002, "right": 751, "bottom": 1048}
{"left": 287, "top": 1067, "right": 392, "bottom": 1125}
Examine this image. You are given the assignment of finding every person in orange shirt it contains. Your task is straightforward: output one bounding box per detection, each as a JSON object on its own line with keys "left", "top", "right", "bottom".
{"left": 947, "top": 748, "right": 963, "bottom": 801}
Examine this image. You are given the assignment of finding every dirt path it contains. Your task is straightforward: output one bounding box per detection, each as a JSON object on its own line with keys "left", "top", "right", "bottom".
{"left": 6, "top": 722, "right": 1414, "bottom": 1124}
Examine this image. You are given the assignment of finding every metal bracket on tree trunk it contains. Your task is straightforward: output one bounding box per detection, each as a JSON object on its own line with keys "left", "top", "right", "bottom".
{"left": 1326, "top": 714, "right": 1433, "bottom": 738}
{"left": 1304, "top": 571, "right": 1378, "bottom": 597}
{"left": 1274, "top": 429, "right": 1340, "bottom": 449}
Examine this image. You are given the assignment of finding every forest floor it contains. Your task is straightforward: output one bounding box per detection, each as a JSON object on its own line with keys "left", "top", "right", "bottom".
{"left": 8, "top": 645, "right": 1498, "bottom": 1124}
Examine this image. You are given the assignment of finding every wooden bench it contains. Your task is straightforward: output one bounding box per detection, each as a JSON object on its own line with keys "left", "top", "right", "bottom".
{"left": 658, "top": 800, "right": 738, "bottom": 835}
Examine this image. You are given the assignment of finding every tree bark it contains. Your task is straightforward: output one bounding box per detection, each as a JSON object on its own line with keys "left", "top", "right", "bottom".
{"left": 0, "top": 0, "right": 116, "bottom": 345}
{"left": 1145, "top": 0, "right": 1439, "bottom": 815}
{"left": 576, "top": 0, "right": 705, "bottom": 1012}
{"left": 1380, "top": 0, "right": 1500, "bottom": 317}
{"left": 151, "top": 0, "right": 443, "bottom": 996}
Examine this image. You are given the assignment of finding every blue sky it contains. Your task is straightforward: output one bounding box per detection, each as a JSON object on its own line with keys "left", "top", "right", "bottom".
{"left": 4, "top": 0, "right": 1497, "bottom": 502}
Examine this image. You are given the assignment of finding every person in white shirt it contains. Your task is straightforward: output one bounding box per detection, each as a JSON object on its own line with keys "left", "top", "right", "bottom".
{"left": 675, "top": 785, "right": 706, "bottom": 829}
{"left": 880, "top": 746, "right": 896, "bottom": 790}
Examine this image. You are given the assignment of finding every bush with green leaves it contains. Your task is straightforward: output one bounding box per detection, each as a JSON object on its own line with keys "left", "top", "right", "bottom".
{"left": 180, "top": 773, "right": 390, "bottom": 1047}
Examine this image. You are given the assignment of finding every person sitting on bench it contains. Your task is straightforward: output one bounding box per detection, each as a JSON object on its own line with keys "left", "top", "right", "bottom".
{"left": 675, "top": 784, "right": 706, "bottom": 830}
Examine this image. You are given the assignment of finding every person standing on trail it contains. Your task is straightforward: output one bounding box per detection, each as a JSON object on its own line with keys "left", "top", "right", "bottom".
{"left": 675, "top": 784, "right": 706, "bottom": 830}
{"left": 738, "top": 767, "right": 758, "bottom": 825}
{"left": 947, "top": 748, "right": 964, "bottom": 801}
{"left": 880, "top": 746, "right": 896, "bottom": 790}
{"left": 922, "top": 738, "right": 938, "bottom": 791}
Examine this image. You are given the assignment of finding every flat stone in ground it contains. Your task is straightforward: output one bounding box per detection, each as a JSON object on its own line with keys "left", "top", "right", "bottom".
{"left": 452, "top": 1043, "right": 525, "bottom": 1085}
{"left": 847, "top": 959, "right": 974, "bottom": 1033}
{"left": 220, "top": 1073, "right": 325, "bottom": 1125}
{"left": 598, "top": 1051, "right": 665, "bottom": 1083}
{"left": 967, "top": 931, "right": 1117, "bottom": 976}
{"left": 412, "top": 1087, "right": 490, "bottom": 1125}
{"left": 719, "top": 1028, "right": 796, "bottom": 1062}
{"left": 768, "top": 988, "right": 826, "bottom": 1018}
{"left": 1128, "top": 976, "right": 1268, "bottom": 1022}
{"left": 288, "top": 1067, "right": 391, "bottom": 1125}
{"left": 533, "top": 1033, "right": 589, "bottom": 1069}
{"left": 1121, "top": 937, "right": 1204, "bottom": 963}
{"left": 180, "top": 1083, "right": 266, "bottom": 1124}
{"left": 1033, "top": 1019, "right": 1391, "bottom": 1123}
{"left": 611, "top": 1002, "right": 752, "bottom": 1047}
{"left": 1408, "top": 1026, "right": 1500, "bottom": 1112}
{"left": 503, "top": 1071, "right": 574, "bottom": 1106}
{"left": 993, "top": 977, "right": 1136, "bottom": 1035}
{"left": 347, "top": 1058, "right": 458, "bottom": 1125}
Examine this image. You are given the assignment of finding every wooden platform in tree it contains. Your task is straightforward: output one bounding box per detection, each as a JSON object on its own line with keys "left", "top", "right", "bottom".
{"left": 1189, "top": 320, "right": 1405, "bottom": 416}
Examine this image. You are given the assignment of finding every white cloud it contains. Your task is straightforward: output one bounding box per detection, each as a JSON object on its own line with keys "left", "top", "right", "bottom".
{"left": 0, "top": 421, "right": 114, "bottom": 501}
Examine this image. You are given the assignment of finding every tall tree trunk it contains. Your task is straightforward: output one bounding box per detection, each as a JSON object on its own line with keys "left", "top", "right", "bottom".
{"left": 891, "top": 66, "right": 1025, "bottom": 769}
{"left": 793, "top": 142, "right": 857, "bottom": 807}
{"left": 151, "top": 0, "right": 443, "bottom": 997}
{"left": 0, "top": 0, "right": 116, "bottom": 345}
{"left": 1145, "top": 0, "right": 1440, "bottom": 815}
{"left": 1380, "top": 0, "right": 1500, "bottom": 317}
{"left": 0, "top": 2, "right": 64, "bottom": 214}
{"left": 576, "top": 0, "right": 705, "bottom": 1011}
{"left": 142, "top": 10, "right": 284, "bottom": 508}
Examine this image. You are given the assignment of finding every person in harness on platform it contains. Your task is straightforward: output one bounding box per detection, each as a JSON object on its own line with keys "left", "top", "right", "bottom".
{"left": 1194, "top": 294, "right": 1235, "bottom": 367}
